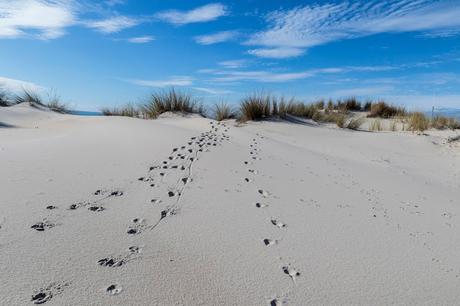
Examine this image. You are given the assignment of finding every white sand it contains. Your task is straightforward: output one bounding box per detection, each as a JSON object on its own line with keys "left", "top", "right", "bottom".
{"left": 1, "top": 104, "right": 460, "bottom": 305}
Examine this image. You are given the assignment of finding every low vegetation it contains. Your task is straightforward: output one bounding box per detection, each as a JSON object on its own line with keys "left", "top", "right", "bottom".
{"left": 214, "top": 102, "right": 235, "bottom": 121}
{"left": 0, "top": 88, "right": 71, "bottom": 113}
{"left": 100, "top": 104, "right": 139, "bottom": 117}
{"left": 141, "top": 89, "right": 204, "bottom": 119}
{"left": 367, "top": 101, "right": 406, "bottom": 118}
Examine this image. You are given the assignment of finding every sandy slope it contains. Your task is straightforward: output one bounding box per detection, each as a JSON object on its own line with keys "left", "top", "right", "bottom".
{"left": 1, "top": 105, "right": 460, "bottom": 305}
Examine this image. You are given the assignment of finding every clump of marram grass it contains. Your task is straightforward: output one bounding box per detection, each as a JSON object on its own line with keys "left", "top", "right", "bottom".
{"left": 46, "top": 93, "right": 69, "bottom": 113}
{"left": 14, "top": 89, "right": 44, "bottom": 106}
{"left": 101, "top": 104, "right": 139, "bottom": 117}
{"left": 370, "top": 119, "right": 382, "bottom": 131}
{"left": 431, "top": 115, "right": 460, "bottom": 130}
{"left": 346, "top": 117, "right": 365, "bottom": 130}
{"left": 214, "top": 102, "right": 235, "bottom": 121}
{"left": 141, "top": 89, "right": 204, "bottom": 119}
{"left": 0, "top": 90, "right": 11, "bottom": 106}
{"left": 239, "top": 93, "right": 272, "bottom": 121}
{"left": 337, "top": 97, "right": 362, "bottom": 112}
{"left": 368, "top": 101, "right": 406, "bottom": 118}
{"left": 409, "top": 112, "right": 430, "bottom": 132}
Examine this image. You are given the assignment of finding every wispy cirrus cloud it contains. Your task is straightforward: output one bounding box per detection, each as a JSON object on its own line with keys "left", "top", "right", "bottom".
{"left": 126, "top": 35, "right": 155, "bottom": 44}
{"left": 192, "top": 87, "right": 232, "bottom": 95}
{"left": 156, "top": 3, "right": 228, "bottom": 25}
{"left": 194, "top": 30, "right": 238, "bottom": 45}
{"left": 248, "top": 47, "right": 305, "bottom": 59}
{"left": 85, "top": 16, "right": 139, "bottom": 33}
{"left": 0, "top": 0, "right": 76, "bottom": 39}
{"left": 127, "top": 76, "right": 193, "bottom": 88}
{"left": 218, "top": 59, "right": 248, "bottom": 69}
{"left": 247, "top": 1, "right": 460, "bottom": 58}
{"left": 0, "top": 76, "right": 44, "bottom": 92}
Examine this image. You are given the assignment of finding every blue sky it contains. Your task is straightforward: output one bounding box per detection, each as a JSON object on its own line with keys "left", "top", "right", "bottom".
{"left": 0, "top": 0, "right": 460, "bottom": 111}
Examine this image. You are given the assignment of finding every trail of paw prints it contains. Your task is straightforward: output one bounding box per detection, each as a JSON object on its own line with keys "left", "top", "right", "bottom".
{"left": 243, "top": 133, "right": 300, "bottom": 305}
{"left": 98, "top": 246, "right": 142, "bottom": 268}
{"left": 31, "top": 281, "right": 70, "bottom": 304}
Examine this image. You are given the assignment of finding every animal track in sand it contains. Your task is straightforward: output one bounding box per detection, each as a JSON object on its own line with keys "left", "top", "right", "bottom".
{"left": 46, "top": 205, "right": 57, "bottom": 210}
{"left": 258, "top": 189, "right": 269, "bottom": 197}
{"left": 31, "top": 282, "right": 70, "bottom": 304}
{"left": 263, "top": 239, "right": 278, "bottom": 246}
{"left": 248, "top": 169, "right": 259, "bottom": 174}
{"left": 271, "top": 219, "right": 286, "bottom": 228}
{"left": 161, "top": 207, "right": 178, "bottom": 220}
{"left": 88, "top": 206, "right": 105, "bottom": 212}
{"left": 282, "top": 265, "right": 300, "bottom": 279}
{"left": 106, "top": 284, "right": 122, "bottom": 295}
{"left": 127, "top": 218, "right": 147, "bottom": 235}
{"left": 98, "top": 246, "right": 141, "bottom": 268}
{"left": 270, "top": 298, "right": 285, "bottom": 306}
{"left": 151, "top": 199, "right": 162, "bottom": 204}
{"left": 245, "top": 178, "right": 252, "bottom": 183}
{"left": 256, "top": 203, "right": 268, "bottom": 208}
{"left": 31, "top": 220, "right": 56, "bottom": 232}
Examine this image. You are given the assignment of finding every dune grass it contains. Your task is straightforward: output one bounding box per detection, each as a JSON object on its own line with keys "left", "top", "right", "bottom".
{"left": 101, "top": 104, "right": 139, "bottom": 117}
{"left": 14, "top": 90, "right": 44, "bottom": 106}
{"left": 408, "top": 112, "right": 430, "bottom": 132}
{"left": 141, "top": 89, "right": 204, "bottom": 119}
{"left": 214, "top": 102, "right": 235, "bottom": 121}
{"left": 431, "top": 115, "right": 460, "bottom": 130}
{"left": 0, "top": 91, "right": 10, "bottom": 107}
{"left": 239, "top": 93, "right": 272, "bottom": 121}
{"left": 368, "top": 101, "right": 406, "bottom": 118}
{"left": 346, "top": 117, "right": 365, "bottom": 130}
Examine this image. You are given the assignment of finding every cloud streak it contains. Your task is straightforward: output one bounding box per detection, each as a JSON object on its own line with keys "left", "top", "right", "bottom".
{"left": 128, "top": 76, "right": 193, "bottom": 88}
{"left": 247, "top": 1, "right": 460, "bottom": 57}
{"left": 194, "top": 30, "right": 238, "bottom": 45}
{"left": 85, "top": 16, "right": 139, "bottom": 33}
{"left": 0, "top": 0, "right": 76, "bottom": 39}
{"left": 156, "top": 3, "right": 227, "bottom": 25}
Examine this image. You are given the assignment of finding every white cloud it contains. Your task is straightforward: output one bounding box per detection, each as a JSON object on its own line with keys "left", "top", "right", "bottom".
{"left": 219, "top": 60, "right": 248, "bottom": 69}
{"left": 194, "top": 30, "right": 237, "bottom": 45}
{"left": 247, "top": 1, "right": 460, "bottom": 56}
{"left": 193, "top": 87, "right": 232, "bottom": 95}
{"left": 128, "top": 76, "right": 193, "bottom": 88}
{"left": 0, "top": 76, "right": 44, "bottom": 92}
{"left": 0, "top": 0, "right": 76, "bottom": 39}
{"left": 248, "top": 47, "right": 305, "bottom": 59}
{"left": 85, "top": 16, "right": 139, "bottom": 33}
{"left": 210, "top": 70, "right": 314, "bottom": 83}
{"left": 156, "top": 3, "right": 228, "bottom": 25}
{"left": 127, "top": 35, "right": 155, "bottom": 43}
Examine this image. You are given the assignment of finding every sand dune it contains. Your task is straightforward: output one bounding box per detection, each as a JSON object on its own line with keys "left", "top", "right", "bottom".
{"left": 1, "top": 104, "right": 460, "bottom": 305}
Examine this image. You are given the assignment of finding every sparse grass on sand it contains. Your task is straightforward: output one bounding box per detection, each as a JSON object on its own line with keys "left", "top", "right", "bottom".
{"left": 239, "top": 93, "right": 272, "bottom": 121}
{"left": 409, "top": 112, "right": 430, "bottom": 132}
{"left": 214, "top": 102, "right": 235, "bottom": 121}
{"left": 368, "top": 101, "right": 406, "bottom": 118}
{"left": 4, "top": 89, "right": 71, "bottom": 113}
{"left": 141, "top": 89, "right": 204, "bottom": 119}
{"left": 431, "top": 115, "right": 460, "bottom": 130}
{"left": 0, "top": 90, "right": 11, "bottom": 107}
{"left": 346, "top": 117, "right": 365, "bottom": 130}
{"left": 101, "top": 104, "right": 139, "bottom": 117}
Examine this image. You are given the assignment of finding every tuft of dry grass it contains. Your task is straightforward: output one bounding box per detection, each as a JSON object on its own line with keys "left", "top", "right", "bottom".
{"left": 101, "top": 104, "right": 139, "bottom": 117}
{"left": 14, "top": 90, "right": 44, "bottom": 106}
{"left": 214, "top": 102, "right": 235, "bottom": 121}
{"left": 368, "top": 101, "right": 406, "bottom": 118}
{"left": 408, "top": 112, "right": 430, "bottom": 132}
{"left": 141, "top": 89, "right": 203, "bottom": 119}
{"left": 0, "top": 90, "right": 11, "bottom": 107}
{"left": 46, "top": 93, "right": 69, "bottom": 113}
{"left": 346, "top": 117, "right": 364, "bottom": 130}
{"left": 370, "top": 119, "right": 382, "bottom": 131}
{"left": 431, "top": 115, "right": 460, "bottom": 130}
{"left": 239, "top": 93, "right": 272, "bottom": 121}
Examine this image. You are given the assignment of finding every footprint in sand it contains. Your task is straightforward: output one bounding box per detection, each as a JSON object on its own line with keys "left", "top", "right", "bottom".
{"left": 282, "top": 265, "right": 300, "bottom": 279}
{"left": 98, "top": 246, "right": 141, "bottom": 268}
{"left": 161, "top": 207, "right": 178, "bottom": 220}
{"left": 271, "top": 219, "right": 286, "bottom": 228}
{"left": 31, "top": 220, "right": 56, "bottom": 232}
{"left": 46, "top": 205, "right": 57, "bottom": 210}
{"left": 31, "top": 282, "right": 70, "bottom": 304}
{"left": 270, "top": 298, "right": 285, "bottom": 306}
{"left": 245, "top": 178, "right": 252, "bottom": 183}
{"left": 256, "top": 203, "right": 268, "bottom": 208}
{"left": 151, "top": 199, "right": 162, "bottom": 204}
{"left": 263, "top": 239, "right": 278, "bottom": 246}
{"left": 106, "top": 284, "right": 122, "bottom": 295}
{"left": 259, "top": 189, "right": 269, "bottom": 197}
{"left": 127, "top": 218, "right": 147, "bottom": 235}
{"left": 88, "top": 206, "right": 105, "bottom": 212}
